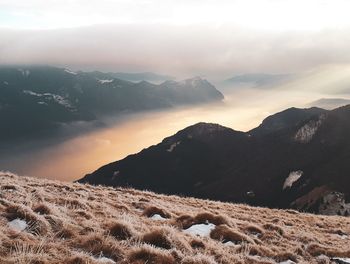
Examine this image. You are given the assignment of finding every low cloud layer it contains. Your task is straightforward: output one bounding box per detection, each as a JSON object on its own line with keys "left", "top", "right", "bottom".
{"left": 1, "top": 24, "right": 350, "bottom": 79}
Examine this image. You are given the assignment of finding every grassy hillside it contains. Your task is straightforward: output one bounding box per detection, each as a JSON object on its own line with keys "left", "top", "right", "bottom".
{"left": 0, "top": 172, "right": 349, "bottom": 264}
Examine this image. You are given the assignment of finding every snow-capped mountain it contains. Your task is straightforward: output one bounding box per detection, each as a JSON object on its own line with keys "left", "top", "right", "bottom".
{"left": 80, "top": 105, "right": 350, "bottom": 216}
{"left": 0, "top": 66, "right": 223, "bottom": 143}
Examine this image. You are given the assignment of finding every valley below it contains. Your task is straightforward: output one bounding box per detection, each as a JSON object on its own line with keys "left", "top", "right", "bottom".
{"left": 0, "top": 87, "right": 328, "bottom": 181}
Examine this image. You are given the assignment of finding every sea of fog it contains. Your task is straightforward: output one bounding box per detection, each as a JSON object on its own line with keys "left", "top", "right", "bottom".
{"left": 2, "top": 65, "right": 350, "bottom": 181}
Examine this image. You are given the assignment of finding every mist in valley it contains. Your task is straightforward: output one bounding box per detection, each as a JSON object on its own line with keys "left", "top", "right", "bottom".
{"left": 1, "top": 65, "right": 350, "bottom": 181}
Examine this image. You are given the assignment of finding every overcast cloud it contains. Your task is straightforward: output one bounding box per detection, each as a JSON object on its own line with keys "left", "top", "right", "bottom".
{"left": 1, "top": 0, "right": 350, "bottom": 79}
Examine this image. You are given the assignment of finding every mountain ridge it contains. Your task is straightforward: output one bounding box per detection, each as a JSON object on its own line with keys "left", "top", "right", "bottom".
{"left": 80, "top": 105, "right": 350, "bottom": 216}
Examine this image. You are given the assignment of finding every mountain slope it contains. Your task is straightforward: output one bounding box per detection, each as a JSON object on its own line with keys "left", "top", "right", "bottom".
{"left": 80, "top": 105, "right": 350, "bottom": 216}
{"left": 0, "top": 66, "right": 223, "bottom": 143}
{"left": 1, "top": 172, "right": 349, "bottom": 263}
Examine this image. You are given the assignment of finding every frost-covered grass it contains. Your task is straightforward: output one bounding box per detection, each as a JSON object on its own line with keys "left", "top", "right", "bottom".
{"left": 0, "top": 172, "right": 349, "bottom": 264}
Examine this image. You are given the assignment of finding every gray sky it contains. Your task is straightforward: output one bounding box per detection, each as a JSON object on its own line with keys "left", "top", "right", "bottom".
{"left": 1, "top": 0, "right": 350, "bottom": 79}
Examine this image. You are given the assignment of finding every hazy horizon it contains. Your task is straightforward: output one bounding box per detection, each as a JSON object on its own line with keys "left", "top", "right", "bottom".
{"left": 2, "top": 0, "right": 350, "bottom": 80}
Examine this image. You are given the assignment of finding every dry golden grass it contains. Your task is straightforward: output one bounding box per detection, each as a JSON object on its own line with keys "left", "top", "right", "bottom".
{"left": 0, "top": 172, "right": 349, "bottom": 264}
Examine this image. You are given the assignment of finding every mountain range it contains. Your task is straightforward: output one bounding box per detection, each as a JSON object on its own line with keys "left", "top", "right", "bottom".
{"left": 0, "top": 66, "right": 223, "bottom": 143}
{"left": 80, "top": 105, "right": 350, "bottom": 216}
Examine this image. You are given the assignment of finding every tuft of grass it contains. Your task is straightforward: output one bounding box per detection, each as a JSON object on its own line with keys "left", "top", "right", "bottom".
{"left": 242, "top": 224, "right": 264, "bottom": 237}
{"left": 107, "top": 221, "right": 134, "bottom": 240}
{"left": 175, "top": 212, "right": 229, "bottom": 229}
{"left": 210, "top": 225, "right": 254, "bottom": 244}
{"left": 194, "top": 212, "right": 229, "bottom": 226}
{"left": 127, "top": 245, "right": 176, "bottom": 264}
{"left": 189, "top": 239, "right": 206, "bottom": 249}
{"left": 141, "top": 229, "right": 172, "bottom": 249}
{"left": 181, "top": 254, "right": 218, "bottom": 264}
{"left": 33, "top": 204, "right": 51, "bottom": 215}
{"left": 262, "top": 223, "right": 284, "bottom": 236}
{"left": 74, "top": 234, "right": 123, "bottom": 262}
{"left": 142, "top": 206, "right": 171, "bottom": 219}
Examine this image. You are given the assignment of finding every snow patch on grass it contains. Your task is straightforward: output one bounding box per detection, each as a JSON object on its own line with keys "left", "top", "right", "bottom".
{"left": 95, "top": 256, "right": 116, "bottom": 264}
{"left": 279, "top": 260, "right": 296, "bottom": 264}
{"left": 150, "top": 214, "right": 167, "bottom": 221}
{"left": 183, "top": 223, "right": 216, "bottom": 237}
{"left": 8, "top": 218, "right": 27, "bottom": 232}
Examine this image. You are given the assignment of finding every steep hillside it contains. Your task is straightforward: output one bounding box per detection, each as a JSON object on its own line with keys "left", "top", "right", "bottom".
{"left": 80, "top": 106, "right": 350, "bottom": 216}
{"left": 0, "top": 172, "right": 349, "bottom": 264}
{"left": 0, "top": 66, "right": 223, "bottom": 143}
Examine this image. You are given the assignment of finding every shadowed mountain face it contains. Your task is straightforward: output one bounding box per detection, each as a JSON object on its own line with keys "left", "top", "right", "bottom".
{"left": 0, "top": 66, "right": 223, "bottom": 143}
{"left": 80, "top": 105, "right": 350, "bottom": 215}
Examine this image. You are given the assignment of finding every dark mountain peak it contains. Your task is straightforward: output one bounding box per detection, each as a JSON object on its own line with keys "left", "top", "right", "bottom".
{"left": 251, "top": 106, "right": 327, "bottom": 136}
{"left": 161, "top": 122, "right": 241, "bottom": 148}
{"left": 184, "top": 122, "right": 233, "bottom": 135}
{"left": 80, "top": 104, "right": 350, "bottom": 216}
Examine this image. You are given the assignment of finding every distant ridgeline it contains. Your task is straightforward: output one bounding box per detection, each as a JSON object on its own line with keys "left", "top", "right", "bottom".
{"left": 81, "top": 105, "right": 350, "bottom": 216}
{"left": 0, "top": 66, "right": 223, "bottom": 143}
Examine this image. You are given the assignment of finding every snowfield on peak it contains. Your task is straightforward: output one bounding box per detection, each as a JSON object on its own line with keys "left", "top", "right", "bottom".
{"left": 98, "top": 79, "right": 114, "bottom": 84}
{"left": 283, "top": 171, "right": 303, "bottom": 190}
{"left": 64, "top": 69, "right": 77, "bottom": 75}
{"left": 166, "top": 141, "right": 181, "bottom": 152}
{"left": 23, "top": 90, "right": 74, "bottom": 109}
{"left": 294, "top": 115, "right": 325, "bottom": 143}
